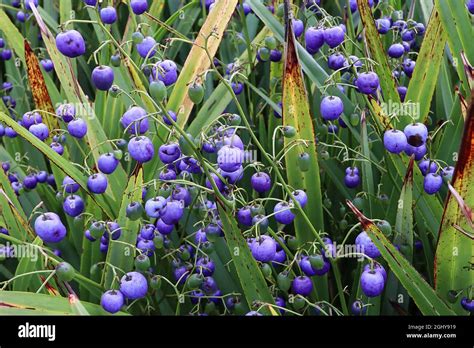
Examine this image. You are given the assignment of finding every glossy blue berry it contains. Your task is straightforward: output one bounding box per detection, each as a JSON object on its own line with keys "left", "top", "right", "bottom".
{"left": 87, "top": 173, "right": 108, "bottom": 194}
{"left": 101, "top": 290, "right": 124, "bottom": 313}
{"left": 119, "top": 271, "right": 148, "bottom": 300}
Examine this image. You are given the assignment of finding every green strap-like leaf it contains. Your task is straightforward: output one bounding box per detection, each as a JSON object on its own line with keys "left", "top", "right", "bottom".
{"left": 435, "top": 90, "right": 474, "bottom": 314}
{"left": 217, "top": 205, "right": 275, "bottom": 314}
{"left": 104, "top": 166, "right": 144, "bottom": 289}
{"left": 382, "top": 157, "right": 414, "bottom": 314}
{"left": 405, "top": 6, "right": 447, "bottom": 124}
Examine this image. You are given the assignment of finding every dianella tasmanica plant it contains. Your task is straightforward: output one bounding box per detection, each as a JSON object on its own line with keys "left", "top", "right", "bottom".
{"left": 0, "top": 0, "right": 473, "bottom": 316}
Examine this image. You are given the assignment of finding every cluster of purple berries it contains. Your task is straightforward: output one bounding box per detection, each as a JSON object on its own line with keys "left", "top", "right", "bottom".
{"left": 383, "top": 123, "right": 453, "bottom": 195}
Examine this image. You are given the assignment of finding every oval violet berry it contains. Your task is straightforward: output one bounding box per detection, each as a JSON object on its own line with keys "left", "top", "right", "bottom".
{"left": 100, "top": 6, "right": 117, "bottom": 24}
{"left": 92, "top": 65, "right": 114, "bottom": 91}
{"left": 320, "top": 96, "right": 343, "bottom": 120}
{"left": 121, "top": 106, "right": 149, "bottom": 134}
{"left": 130, "top": 0, "right": 148, "bottom": 15}
{"left": 292, "top": 19, "right": 304, "bottom": 37}
{"left": 119, "top": 271, "right": 148, "bottom": 300}
{"left": 34, "top": 212, "right": 67, "bottom": 243}
{"left": 323, "top": 26, "right": 345, "bottom": 48}
{"left": 383, "top": 129, "right": 408, "bottom": 154}
{"left": 56, "top": 103, "right": 75, "bottom": 123}
{"left": 305, "top": 27, "right": 324, "bottom": 54}
{"left": 136, "top": 36, "right": 156, "bottom": 58}
{"left": 273, "top": 202, "right": 296, "bottom": 225}
{"left": 101, "top": 290, "right": 124, "bottom": 314}
{"left": 159, "top": 143, "right": 181, "bottom": 164}
{"left": 355, "top": 71, "right": 379, "bottom": 94}
{"left": 128, "top": 136, "right": 154, "bottom": 163}
{"left": 418, "top": 159, "right": 438, "bottom": 176}
{"left": 67, "top": 118, "right": 88, "bottom": 138}
{"left": 403, "top": 122, "right": 428, "bottom": 147}
{"left": 56, "top": 30, "right": 86, "bottom": 58}
{"left": 217, "top": 145, "right": 243, "bottom": 172}
{"left": 250, "top": 172, "right": 271, "bottom": 193}
{"left": 160, "top": 200, "right": 184, "bottom": 225}
{"left": 63, "top": 195, "right": 85, "bottom": 217}
{"left": 251, "top": 236, "right": 277, "bottom": 262}
{"left": 388, "top": 43, "right": 405, "bottom": 58}
{"left": 423, "top": 173, "right": 443, "bottom": 195}
{"left": 355, "top": 231, "right": 381, "bottom": 258}
{"left": 29, "top": 123, "right": 49, "bottom": 141}
{"left": 87, "top": 173, "right": 108, "bottom": 194}
{"left": 461, "top": 297, "right": 474, "bottom": 312}
{"left": 98, "top": 153, "right": 119, "bottom": 174}
{"left": 292, "top": 276, "right": 313, "bottom": 296}
{"left": 360, "top": 270, "right": 385, "bottom": 297}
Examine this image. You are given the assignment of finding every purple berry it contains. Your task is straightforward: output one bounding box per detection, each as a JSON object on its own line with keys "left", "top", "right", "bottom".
{"left": 87, "top": 173, "right": 108, "bottom": 194}
{"left": 320, "top": 96, "right": 343, "bottom": 120}
{"left": 360, "top": 270, "right": 385, "bottom": 297}
{"left": 388, "top": 43, "right": 405, "bottom": 58}
{"left": 423, "top": 173, "right": 443, "bottom": 195}
{"left": 375, "top": 18, "right": 391, "bottom": 34}
{"left": 23, "top": 174, "right": 38, "bottom": 190}
{"left": 160, "top": 200, "right": 184, "bottom": 225}
{"left": 136, "top": 36, "right": 156, "bottom": 58}
{"left": 355, "top": 231, "right": 381, "bottom": 258}
{"left": 305, "top": 27, "right": 324, "bottom": 54}
{"left": 128, "top": 136, "right": 154, "bottom": 163}
{"left": 405, "top": 143, "right": 427, "bottom": 160}
{"left": 130, "top": 0, "right": 148, "bottom": 14}
{"left": 98, "top": 153, "right": 119, "bottom": 174}
{"left": 62, "top": 176, "right": 79, "bottom": 193}
{"left": 292, "top": 276, "right": 313, "bottom": 296}
{"left": 292, "top": 189, "right": 308, "bottom": 208}
{"left": 363, "top": 263, "right": 387, "bottom": 282}
{"left": 418, "top": 159, "right": 438, "bottom": 176}
{"left": 404, "top": 122, "right": 428, "bottom": 147}
{"left": 273, "top": 202, "right": 296, "bottom": 225}
{"left": 119, "top": 271, "right": 148, "bottom": 300}
{"left": 34, "top": 212, "right": 67, "bottom": 243}
{"left": 92, "top": 65, "right": 114, "bottom": 91}
{"left": 156, "top": 219, "right": 174, "bottom": 235}
{"left": 461, "top": 297, "right": 474, "bottom": 312}
{"left": 67, "top": 118, "right": 88, "bottom": 138}
{"left": 121, "top": 106, "right": 149, "bottom": 134}
{"left": 269, "top": 49, "right": 282, "bottom": 62}
{"left": 101, "top": 290, "right": 124, "bottom": 314}
{"left": 328, "top": 53, "right": 348, "bottom": 70}
{"left": 145, "top": 196, "right": 166, "bottom": 218}
{"left": 158, "top": 143, "right": 181, "bottom": 164}
{"left": 63, "top": 195, "right": 85, "bottom": 217}
{"left": 29, "top": 123, "right": 49, "bottom": 141}
{"left": 22, "top": 112, "right": 42, "bottom": 129}
{"left": 41, "top": 59, "right": 54, "bottom": 72}
{"left": 237, "top": 206, "right": 252, "bottom": 226}
{"left": 344, "top": 172, "right": 360, "bottom": 188}
{"left": 56, "top": 103, "right": 75, "bottom": 123}
{"left": 100, "top": 6, "right": 117, "bottom": 24}
{"left": 217, "top": 145, "right": 243, "bottom": 172}
{"left": 151, "top": 60, "right": 178, "bottom": 86}
{"left": 292, "top": 19, "right": 304, "bottom": 38}
{"left": 324, "top": 26, "right": 345, "bottom": 48}
{"left": 403, "top": 58, "right": 416, "bottom": 77}
{"left": 251, "top": 236, "right": 277, "bottom": 262}
{"left": 383, "top": 129, "right": 408, "bottom": 154}
{"left": 251, "top": 172, "right": 271, "bottom": 193}
{"left": 56, "top": 30, "right": 86, "bottom": 58}
{"left": 356, "top": 71, "right": 380, "bottom": 94}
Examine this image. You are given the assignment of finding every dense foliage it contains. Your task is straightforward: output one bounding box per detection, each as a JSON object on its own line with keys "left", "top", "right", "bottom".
{"left": 0, "top": 0, "right": 473, "bottom": 316}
